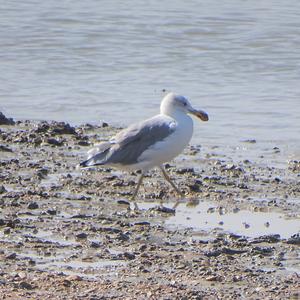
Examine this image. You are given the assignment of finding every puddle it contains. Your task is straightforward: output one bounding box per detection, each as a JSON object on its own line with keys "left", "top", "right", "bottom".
{"left": 285, "top": 198, "right": 300, "bottom": 204}
{"left": 17, "top": 248, "right": 126, "bottom": 279}
{"left": 139, "top": 201, "right": 300, "bottom": 239}
{"left": 38, "top": 259, "right": 126, "bottom": 279}
{"left": 32, "top": 230, "right": 79, "bottom": 247}
{"left": 39, "top": 172, "right": 80, "bottom": 189}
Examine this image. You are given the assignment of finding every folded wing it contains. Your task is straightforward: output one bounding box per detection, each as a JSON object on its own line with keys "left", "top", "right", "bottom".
{"left": 79, "top": 115, "right": 176, "bottom": 168}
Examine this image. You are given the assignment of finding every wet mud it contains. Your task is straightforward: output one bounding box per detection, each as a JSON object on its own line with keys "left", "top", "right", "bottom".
{"left": 0, "top": 117, "right": 299, "bottom": 299}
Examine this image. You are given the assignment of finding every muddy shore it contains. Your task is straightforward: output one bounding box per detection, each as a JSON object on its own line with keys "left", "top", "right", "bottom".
{"left": 0, "top": 116, "right": 299, "bottom": 299}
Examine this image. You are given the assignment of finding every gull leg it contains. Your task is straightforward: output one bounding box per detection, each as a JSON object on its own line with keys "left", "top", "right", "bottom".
{"left": 130, "top": 173, "right": 144, "bottom": 210}
{"left": 159, "top": 165, "right": 185, "bottom": 207}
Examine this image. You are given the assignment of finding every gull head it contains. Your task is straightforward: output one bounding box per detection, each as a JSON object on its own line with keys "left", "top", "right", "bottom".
{"left": 160, "top": 92, "right": 209, "bottom": 121}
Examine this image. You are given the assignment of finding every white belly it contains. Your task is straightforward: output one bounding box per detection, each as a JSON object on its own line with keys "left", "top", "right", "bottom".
{"left": 136, "top": 115, "right": 193, "bottom": 171}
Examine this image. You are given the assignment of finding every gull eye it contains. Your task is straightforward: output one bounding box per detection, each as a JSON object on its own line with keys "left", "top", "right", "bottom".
{"left": 183, "top": 102, "right": 187, "bottom": 106}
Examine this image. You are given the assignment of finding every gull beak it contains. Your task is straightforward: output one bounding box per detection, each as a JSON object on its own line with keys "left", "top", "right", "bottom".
{"left": 188, "top": 107, "right": 209, "bottom": 121}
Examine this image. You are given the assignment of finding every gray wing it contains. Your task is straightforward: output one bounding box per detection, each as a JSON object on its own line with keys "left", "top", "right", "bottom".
{"left": 106, "top": 115, "right": 176, "bottom": 165}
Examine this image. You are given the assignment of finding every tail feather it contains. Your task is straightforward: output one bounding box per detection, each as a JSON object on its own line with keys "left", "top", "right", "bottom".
{"left": 79, "top": 142, "right": 112, "bottom": 169}
{"left": 79, "top": 157, "right": 101, "bottom": 168}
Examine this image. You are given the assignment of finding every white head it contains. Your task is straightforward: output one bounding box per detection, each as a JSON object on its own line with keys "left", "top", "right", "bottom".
{"left": 160, "top": 92, "right": 209, "bottom": 121}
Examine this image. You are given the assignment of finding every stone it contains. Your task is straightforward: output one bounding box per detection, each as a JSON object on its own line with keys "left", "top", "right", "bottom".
{"left": 27, "top": 202, "right": 39, "bottom": 210}
{"left": 19, "top": 281, "right": 34, "bottom": 290}
{"left": 76, "top": 232, "right": 88, "bottom": 239}
{"left": 0, "top": 112, "right": 15, "bottom": 125}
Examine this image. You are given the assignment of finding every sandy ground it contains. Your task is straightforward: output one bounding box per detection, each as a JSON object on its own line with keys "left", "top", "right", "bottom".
{"left": 0, "top": 117, "right": 299, "bottom": 299}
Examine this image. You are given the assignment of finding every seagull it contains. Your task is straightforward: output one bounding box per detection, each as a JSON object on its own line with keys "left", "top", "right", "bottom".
{"left": 79, "top": 92, "right": 208, "bottom": 208}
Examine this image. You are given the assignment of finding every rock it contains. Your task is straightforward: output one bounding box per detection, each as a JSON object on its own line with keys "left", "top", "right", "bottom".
{"left": 65, "top": 275, "right": 82, "bottom": 281}
{"left": 77, "top": 140, "right": 90, "bottom": 146}
{"left": 36, "top": 168, "right": 49, "bottom": 179}
{"left": 0, "top": 279, "right": 6, "bottom": 286}
{"left": 28, "top": 259, "right": 36, "bottom": 266}
{"left": 0, "top": 112, "right": 15, "bottom": 125}
{"left": 206, "top": 275, "right": 221, "bottom": 282}
{"left": 288, "top": 160, "right": 300, "bottom": 172}
{"left": 5, "top": 253, "right": 17, "bottom": 260}
{"left": 286, "top": 233, "right": 300, "bottom": 245}
{"left": 0, "top": 145, "right": 13, "bottom": 152}
{"left": 252, "top": 234, "right": 281, "bottom": 243}
{"left": 117, "top": 200, "right": 131, "bottom": 206}
{"left": 35, "top": 122, "right": 50, "bottom": 133}
{"left": 51, "top": 122, "right": 76, "bottom": 135}
{"left": 90, "top": 241, "right": 101, "bottom": 248}
{"left": 71, "top": 214, "right": 92, "bottom": 219}
{"left": 19, "top": 281, "right": 34, "bottom": 290}
{"left": 76, "top": 232, "right": 88, "bottom": 239}
{"left": 151, "top": 206, "right": 175, "bottom": 214}
{"left": 204, "top": 247, "right": 247, "bottom": 257}
{"left": 187, "top": 179, "right": 203, "bottom": 192}
{"left": 176, "top": 167, "right": 195, "bottom": 174}
{"left": 0, "top": 186, "right": 7, "bottom": 194}
{"left": 242, "top": 139, "right": 256, "bottom": 143}
{"left": 18, "top": 272, "right": 27, "bottom": 280}
{"left": 116, "top": 233, "right": 130, "bottom": 241}
{"left": 221, "top": 247, "right": 247, "bottom": 255}
{"left": 243, "top": 222, "right": 250, "bottom": 229}
{"left": 27, "top": 202, "right": 39, "bottom": 210}
{"left": 251, "top": 246, "right": 274, "bottom": 255}
{"left": 139, "top": 244, "right": 147, "bottom": 251}
{"left": 123, "top": 252, "right": 135, "bottom": 260}
{"left": 46, "top": 209, "right": 57, "bottom": 215}
{"left": 62, "top": 279, "right": 72, "bottom": 287}
{"left": 204, "top": 250, "right": 222, "bottom": 257}
{"left": 96, "top": 227, "right": 122, "bottom": 234}
{"left": 134, "top": 221, "right": 150, "bottom": 226}
{"left": 46, "top": 137, "right": 64, "bottom": 146}
{"left": 3, "top": 227, "right": 11, "bottom": 234}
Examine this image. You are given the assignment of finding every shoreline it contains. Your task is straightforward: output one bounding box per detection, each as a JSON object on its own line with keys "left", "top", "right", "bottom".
{"left": 0, "top": 117, "right": 299, "bottom": 299}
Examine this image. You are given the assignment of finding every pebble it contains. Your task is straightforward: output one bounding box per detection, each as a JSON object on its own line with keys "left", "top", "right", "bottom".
{"left": 27, "top": 202, "right": 39, "bottom": 210}
{"left": 19, "top": 281, "right": 34, "bottom": 290}
{"left": 206, "top": 275, "right": 221, "bottom": 282}
{"left": 51, "top": 122, "right": 76, "bottom": 135}
{"left": 152, "top": 206, "right": 175, "bottom": 214}
{"left": 76, "top": 232, "right": 88, "bottom": 239}
{"left": 5, "top": 253, "right": 17, "bottom": 260}
{"left": 3, "top": 227, "right": 11, "bottom": 234}
{"left": 123, "top": 252, "right": 136, "bottom": 260}
{"left": 46, "top": 137, "right": 64, "bottom": 146}
{"left": 286, "top": 233, "right": 300, "bottom": 245}
{"left": 117, "top": 200, "right": 131, "bottom": 206}
{"left": 0, "top": 145, "right": 13, "bottom": 152}
{"left": 65, "top": 275, "right": 82, "bottom": 281}
{"left": 0, "top": 112, "right": 15, "bottom": 125}
{"left": 242, "top": 139, "right": 256, "bottom": 143}
{"left": 90, "top": 241, "right": 101, "bottom": 248}
{"left": 0, "top": 186, "right": 7, "bottom": 194}
{"left": 46, "top": 209, "right": 57, "bottom": 215}
{"left": 134, "top": 221, "right": 150, "bottom": 226}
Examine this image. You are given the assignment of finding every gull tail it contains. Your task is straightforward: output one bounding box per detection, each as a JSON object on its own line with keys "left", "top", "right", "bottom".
{"left": 77, "top": 142, "right": 112, "bottom": 169}
{"left": 79, "top": 157, "right": 102, "bottom": 168}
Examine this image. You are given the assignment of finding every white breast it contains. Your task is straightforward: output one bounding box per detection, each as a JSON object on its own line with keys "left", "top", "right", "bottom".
{"left": 136, "top": 114, "right": 194, "bottom": 171}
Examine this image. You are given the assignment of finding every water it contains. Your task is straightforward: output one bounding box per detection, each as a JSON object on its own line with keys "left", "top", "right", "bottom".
{"left": 139, "top": 201, "right": 300, "bottom": 239}
{"left": 1, "top": 1, "right": 300, "bottom": 159}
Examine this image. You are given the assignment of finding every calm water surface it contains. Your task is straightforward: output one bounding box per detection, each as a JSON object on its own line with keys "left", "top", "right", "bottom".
{"left": 1, "top": 1, "right": 300, "bottom": 162}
